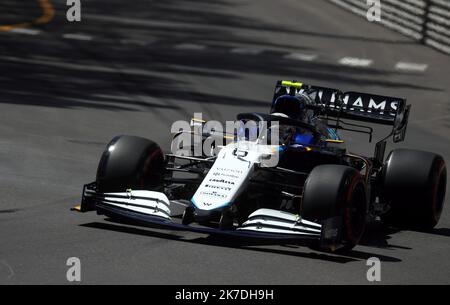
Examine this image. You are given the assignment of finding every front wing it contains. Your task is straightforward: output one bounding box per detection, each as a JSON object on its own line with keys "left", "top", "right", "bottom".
{"left": 78, "top": 183, "right": 341, "bottom": 245}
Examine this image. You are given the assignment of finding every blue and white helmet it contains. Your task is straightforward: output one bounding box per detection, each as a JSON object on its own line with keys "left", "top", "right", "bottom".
{"left": 271, "top": 93, "right": 315, "bottom": 123}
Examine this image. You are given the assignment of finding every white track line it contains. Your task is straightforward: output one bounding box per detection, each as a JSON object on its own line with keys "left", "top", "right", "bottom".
{"left": 174, "top": 43, "right": 206, "bottom": 50}
{"left": 338, "top": 57, "right": 373, "bottom": 67}
{"left": 0, "top": 55, "right": 171, "bottom": 79}
{"left": 283, "top": 53, "right": 318, "bottom": 62}
{"left": 9, "top": 28, "right": 41, "bottom": 35}
{"left": 395, "top": 62, "right": 428, "bottom": 72}
{"left": 62, "top": 33, "right": 93, "bottom": 41}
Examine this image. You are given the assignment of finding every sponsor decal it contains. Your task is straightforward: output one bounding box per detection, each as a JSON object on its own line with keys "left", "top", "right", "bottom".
{"left": 275, "top": 85, "right": 401, "bottom": 117}
{"left": 198, "top": 191, "right": 227, "bottom": 198}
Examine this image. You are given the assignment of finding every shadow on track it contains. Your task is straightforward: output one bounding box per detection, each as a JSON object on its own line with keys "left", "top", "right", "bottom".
{"left": 0, "top": 0, "right": 443, "bottom": 113}
{"left": 426, "top": 227, "right": 450, "bottom": 237}
{"left": 80, "top": 220, "right": 402, "bottom": 264}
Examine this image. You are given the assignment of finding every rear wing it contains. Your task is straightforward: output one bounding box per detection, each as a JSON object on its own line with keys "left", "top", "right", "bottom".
{"left": 272, "top": 80, "right": 411, "bottom": 143}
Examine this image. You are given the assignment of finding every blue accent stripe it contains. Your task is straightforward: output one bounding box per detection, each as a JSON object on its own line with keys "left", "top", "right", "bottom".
{"left": 191, "top": 197, "right": 199, "bottom": 208}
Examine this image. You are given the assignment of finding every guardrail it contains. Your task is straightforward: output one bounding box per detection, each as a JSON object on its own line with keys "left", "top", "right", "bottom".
{"left": 328, "top": 0, "right": 450, "bottom": 55}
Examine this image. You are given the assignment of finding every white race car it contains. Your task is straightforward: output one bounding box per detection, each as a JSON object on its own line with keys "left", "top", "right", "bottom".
{"left": 74, "top": 81, "right": 446, "bottom": 252}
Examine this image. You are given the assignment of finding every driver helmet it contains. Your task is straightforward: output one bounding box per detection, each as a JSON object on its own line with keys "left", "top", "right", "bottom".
{"left": 271, "top": 93, "right": 315, "bottom": 123}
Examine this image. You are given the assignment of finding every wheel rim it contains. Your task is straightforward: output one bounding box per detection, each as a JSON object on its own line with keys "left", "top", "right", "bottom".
{"left": 343, "top": 180, "right": 366, "bottom": 245}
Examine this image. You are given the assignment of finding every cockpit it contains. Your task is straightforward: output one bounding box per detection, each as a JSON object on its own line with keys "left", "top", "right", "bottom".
{"left": 235, "top": 113, "right": 323, "bottom": 147}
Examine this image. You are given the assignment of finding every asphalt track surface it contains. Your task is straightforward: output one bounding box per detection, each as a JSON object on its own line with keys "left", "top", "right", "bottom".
{"left": 0, "top": 0, "right": 449, "bottom": 284}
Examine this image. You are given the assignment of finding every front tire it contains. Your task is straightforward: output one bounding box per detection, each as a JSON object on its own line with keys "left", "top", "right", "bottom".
{"left": 96, "top": 135, "right": 165, "bottom": 193}
{"left": 302, "top": 165, "right": 368, "bottom": 251}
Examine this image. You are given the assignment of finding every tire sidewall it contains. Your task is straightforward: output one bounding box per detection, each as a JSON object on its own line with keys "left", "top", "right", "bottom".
{"left": 341, "top": 173, "right": 367, "bottom": 248}
{"left": 302, "top": 165, "right": 367, "bottom": 250}
{"left": 96, "top": 135, "right": 165, "bottom": 193}
{"left": 382, "top": 149, "right": 447, "bottom": 229}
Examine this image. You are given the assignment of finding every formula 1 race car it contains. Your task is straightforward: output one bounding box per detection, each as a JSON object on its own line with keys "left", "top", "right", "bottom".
{"left": 74, "top": 80, "right": 447, "bottom": 251}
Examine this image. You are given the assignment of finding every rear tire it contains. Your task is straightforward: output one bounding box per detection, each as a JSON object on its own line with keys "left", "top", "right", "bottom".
{"left": 302, "top": 165, "right": 367, "bottom": 251}
{"left": 96, "top": 135, "right": 165, "bottom": 193}
{"left": 382, "top": 149, "right": 447, "bottom": 230}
